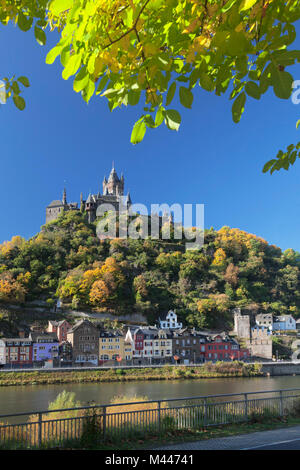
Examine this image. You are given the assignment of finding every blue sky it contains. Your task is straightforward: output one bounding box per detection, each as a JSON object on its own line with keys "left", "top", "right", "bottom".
{"left": 1, "top": 21, "right": 300, "bottom": 251}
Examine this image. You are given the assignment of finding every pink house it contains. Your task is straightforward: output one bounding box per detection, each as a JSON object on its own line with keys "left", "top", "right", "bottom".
{"left": 47, "top": 320, "right": 72, "bottom": 343}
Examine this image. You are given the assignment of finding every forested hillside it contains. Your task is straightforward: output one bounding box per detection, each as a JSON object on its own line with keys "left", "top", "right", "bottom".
{"left": 0, "top": 211, "right": 300, "bottom": 329}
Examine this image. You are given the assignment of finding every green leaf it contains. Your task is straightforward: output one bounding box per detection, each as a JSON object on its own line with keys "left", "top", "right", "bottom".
{"left": 11, "top": 81, "right": 20, "bottom": 95}
{"left": 232, "top": 92, "right": 246, "bottom": 123}
{"left": 17, "top": 11, "right": 33, "bottom": 32}
{"left": 144, "top": 115, "right": 156, "bottom": 128}
{"left": 46, "top": 46, "right": 62, "bottom": 65}
{"left": 200, "top": 73, "right": 215, "bottom": 92}
{"left": 17, "top": 76, "right": 30, "bottom": 88}
{"left": 262, "top": 159, "right": 276, "bottom": 173}
{"left": 271, "top": 67, "right": 293, "bottom": 99}
{"left": 166, "top": 82, "right": 176, "bottom": 106}
{"left": 128, "top": 90, "right": 141, "bottom": 106}
{"left": 296, "top": 120, "right": 300, "bottom": 129}
{"left": 164, "top": 109, "right": 181, "bottom": 131}
{"left": 82, "top": 79, "right": 95, "bottom": 103}
{"left": 155, "top": 107, "right": 165, "bottom": 127}
{"left": 179, "top": 87, "right": 193, "bottom": 109}
{"left": 60, "top": 46, "right": 70, "bottom": 67}
{"left": 221, "top": 0, "right": 237, "bottom": 13}
{"left": 131, "top": 119, "right": 146, "bottom": 144}
{"left": 96, "top": 75, "right": 109, "bottom": 95}
{"left": 245, "top": 81, "right": 261, "bottom": 100}
{"left": 62, "top": 53, "right": 82, "bottom": 80}
{"left": 73, "top": 67, "right": 89, "bottom": 93}
{"left": 13, "top": 95, "right": 26, "bottom": 111}
{"left": 34, "top": 26, "right": 46, "bottom": 46}
{"left": 50, "top": 0, "right": 73, "bottom": 16}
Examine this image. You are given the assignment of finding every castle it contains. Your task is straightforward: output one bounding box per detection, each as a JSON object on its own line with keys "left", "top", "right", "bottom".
{"left": 46, "top": 166, "right": 132, "bottom": 224}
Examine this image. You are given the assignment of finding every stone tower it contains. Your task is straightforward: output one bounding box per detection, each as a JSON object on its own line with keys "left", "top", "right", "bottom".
{"left": 233, "top": 308, "right": 250, "bottom": 339}
{"left": 103, "top": 165, "right": 124, "bottom": 196}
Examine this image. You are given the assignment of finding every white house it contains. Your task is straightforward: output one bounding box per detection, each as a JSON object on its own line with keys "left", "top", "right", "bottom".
{"left": 158, "top": 310, "right": 183, "bottom": 329}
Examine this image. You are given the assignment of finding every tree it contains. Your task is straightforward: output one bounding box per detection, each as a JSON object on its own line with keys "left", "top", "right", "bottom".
{"left": 1, "top": 0, "right": 299, "bottom": 165}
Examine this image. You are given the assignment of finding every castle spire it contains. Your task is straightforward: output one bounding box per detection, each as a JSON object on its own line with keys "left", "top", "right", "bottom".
{"left": 62, "top": 188, "right": 67, "bottom": 205}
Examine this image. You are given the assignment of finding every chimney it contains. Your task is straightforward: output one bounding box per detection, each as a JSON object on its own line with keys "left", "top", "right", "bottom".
{"left": 18, "top": 330, "right": 25, "bottom": 338}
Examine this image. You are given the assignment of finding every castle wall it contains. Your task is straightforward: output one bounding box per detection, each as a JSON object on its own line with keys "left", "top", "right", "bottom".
{"left": 46, "top": 206, "right": 64, "bottom": 224}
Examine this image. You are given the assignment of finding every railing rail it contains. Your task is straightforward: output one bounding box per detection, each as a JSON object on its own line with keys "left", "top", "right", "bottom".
{"left": 0, "top": 388, "right": 300, "bottom": 448}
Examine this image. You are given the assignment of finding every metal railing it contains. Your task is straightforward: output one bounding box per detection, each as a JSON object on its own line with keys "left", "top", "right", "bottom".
{"left": 0, "top": 388, "right": 300, "bottom": 449}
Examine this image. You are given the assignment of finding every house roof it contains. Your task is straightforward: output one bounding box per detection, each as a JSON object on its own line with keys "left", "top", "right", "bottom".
{"left": 67, "top": 319, "right": 97, "bottom": 334}
{"left": 30, "top": 332, "right": 58, "bottom": 342}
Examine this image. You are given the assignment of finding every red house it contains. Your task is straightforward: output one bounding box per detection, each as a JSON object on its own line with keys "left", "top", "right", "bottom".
{"left": 204, "top": 334, "right": 249, "bottom": 361}
{"left": 0, "top": 338, "right": 33, "bottom": 367}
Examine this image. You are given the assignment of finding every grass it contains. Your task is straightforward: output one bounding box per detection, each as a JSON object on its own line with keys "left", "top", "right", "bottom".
{"left": 0, "top": 362, "right": 263, "bottom": 387}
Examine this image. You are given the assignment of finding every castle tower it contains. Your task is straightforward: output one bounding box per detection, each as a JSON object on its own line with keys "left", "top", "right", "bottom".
{"left": 103, "top": 165, "right": 124, "bottom": 196}
{"left": 62, "top": 188, "right": 67, "bottom": 206}
{"left": 80, "top": 192, "right": 84, "bottom": 212}
{"left": 85, "top": 194, "right": 96, "bottom": 223}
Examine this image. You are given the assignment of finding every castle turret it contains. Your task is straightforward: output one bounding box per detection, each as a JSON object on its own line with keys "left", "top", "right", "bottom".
{"left": 62, "top": 188, "right": 67, "bottom": 206}
{"left": 80, "top": 192, "right": 84, "bottom": 212}
{"left": 103, "top": 165, "right": 124, "bottom": 196}
{"left": 86, "top": 194, "right": 96, "bottom": 223}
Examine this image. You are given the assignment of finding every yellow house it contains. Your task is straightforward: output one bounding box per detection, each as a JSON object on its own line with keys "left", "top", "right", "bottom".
{"left": 152, "top": 329, "right": 173, "bottom": 364}
{"left": 99, "top": 330, "right": 133, "bottom": 364}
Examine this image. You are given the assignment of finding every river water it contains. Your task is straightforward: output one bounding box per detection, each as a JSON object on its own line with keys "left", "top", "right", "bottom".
{"left": 1, "top": 375, "right": 300, "bottom": 420}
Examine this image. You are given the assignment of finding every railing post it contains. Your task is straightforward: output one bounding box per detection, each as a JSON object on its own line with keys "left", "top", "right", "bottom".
{"left": 244, "top": 393, "right": 248, "bottom": 421}
{"left": 103, "top": 406, "right": 107, "bottom": 440}
{"left": 157, "top": 401, "right": 161, "bottom": 433}
{"left": 38, "top": 412, "right": 42, "bottom": 448}
{"left": 204, "top": 398, "right": 208, "bottom": 427}
{"left": 279, "top": 391, "right": 284, "bottom": 417}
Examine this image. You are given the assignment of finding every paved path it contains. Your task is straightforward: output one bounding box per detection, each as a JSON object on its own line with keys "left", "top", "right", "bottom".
{"left": 154, "top": 425, "right": 300, "bottom": 450}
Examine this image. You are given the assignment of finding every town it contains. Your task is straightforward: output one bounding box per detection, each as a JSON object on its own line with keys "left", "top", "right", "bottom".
{"left": 0, "top": 309, "right": 298, "bottom": 369}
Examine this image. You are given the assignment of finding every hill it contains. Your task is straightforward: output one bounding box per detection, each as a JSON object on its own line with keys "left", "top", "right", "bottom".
{"left": 1, "top": 211, "right": 300, "bottom": 329}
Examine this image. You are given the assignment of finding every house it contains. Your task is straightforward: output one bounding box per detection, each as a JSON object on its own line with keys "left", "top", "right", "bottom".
{"left": 272, "top": 315, "right": 296, "bottom": 331}
{"left": 204, "top": 333, "right": 249, "bottom": 362}
{"left": 47, "top": 320, "right": 72, "bottom": 343}
{"left": 152, "top": 329, "right": 173, "bottom": 364}
{"left": 99, "top": 330, "right": 124, "bottom": 364}
{"left": 172, "top": 328, "right": 207, "bottom": 364}
{"left": 125, "top": 327, "right": 145, "bottom": 365}
{"left": 158, "top": 310, "right": 183, "bottom": 329}
{"left": 67, "top": 319, "right": 99, "bottom": 366}
{"left": 59, "top": 341, "right": 73, "bottom": 365}
{"left": 125, "top": 326, "right": 166, "bottom": 365}
{"left": 0, "top": 338, "right": 33, "bottom": 367}
{"left": 256, "top": 313, "right": 273, "bottom": 331}
{"left": 29, "top": 332, "right": 59, "bottom": 365}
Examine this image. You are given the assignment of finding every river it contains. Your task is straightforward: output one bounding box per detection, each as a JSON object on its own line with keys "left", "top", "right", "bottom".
{"left": 1, "top": 375, "right": 300, "bottom": 421}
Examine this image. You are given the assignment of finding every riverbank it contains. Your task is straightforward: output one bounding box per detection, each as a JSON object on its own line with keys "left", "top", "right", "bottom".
{"left": 0, "top": 362, "right": 263, "bottom": 387}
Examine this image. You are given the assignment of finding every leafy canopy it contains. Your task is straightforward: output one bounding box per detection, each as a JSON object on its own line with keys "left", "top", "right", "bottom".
{"left": 1, "top": 0, "right": 300, "bottom": 169}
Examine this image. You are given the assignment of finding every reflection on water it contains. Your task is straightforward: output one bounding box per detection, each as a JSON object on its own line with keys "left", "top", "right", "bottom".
{"left": 1, "top": 374, "right": 300, "bottom": 421}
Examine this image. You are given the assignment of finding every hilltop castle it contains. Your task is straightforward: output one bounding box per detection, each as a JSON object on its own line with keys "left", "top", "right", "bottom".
{"left": 46, "top": 166, "right": 132, "bottom": 224}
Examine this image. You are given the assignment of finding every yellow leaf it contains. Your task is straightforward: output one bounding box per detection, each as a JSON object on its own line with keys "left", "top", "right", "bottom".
{"left": 239, "top": 0, "right": 258, "bottom": 12}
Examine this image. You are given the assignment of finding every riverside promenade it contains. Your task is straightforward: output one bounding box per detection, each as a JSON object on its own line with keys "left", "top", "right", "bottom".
{"left": 155, "top": 425, "right": 300, "bottom": 450}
